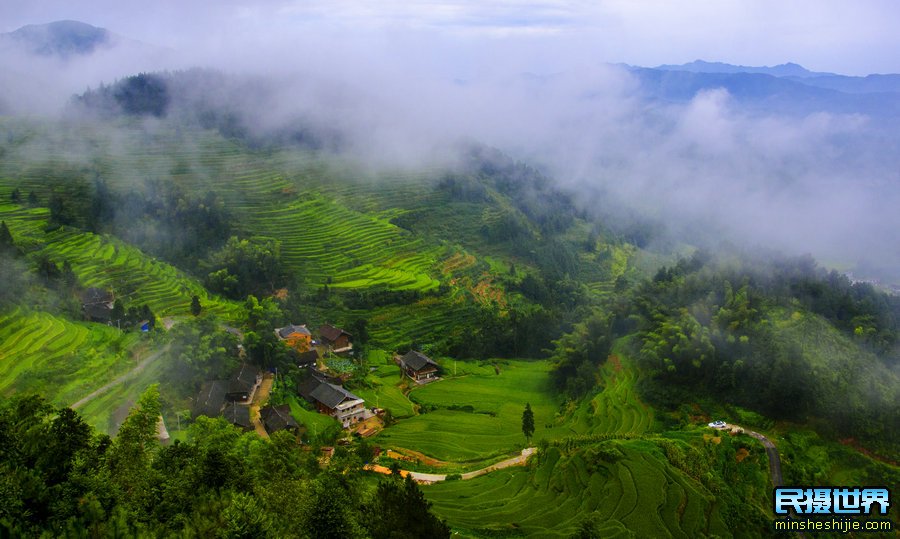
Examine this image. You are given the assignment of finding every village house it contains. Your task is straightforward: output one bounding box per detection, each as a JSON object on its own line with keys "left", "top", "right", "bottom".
{"left": 260, "top": 404, "right": 299, "bottom": 435}
{"left": 81, "top": 287, "right": 114, "bottom": 323}
{"left": 297, "top": 349, "right": 319, "bottom": 370}
{"left": 319, "top": 324, "right": 352, "bottom": 353}
{"left": 193, "top": 380, "right": 227, "bottom": 418}
{"left": 275, "top": 324, "right": 312, "bottom": 352}
{"left": 396, "top": 350, "right": 440, "bottom": 382}
{"left": 299, "top": 372, "right": 367, "bottom": 428}
{"left": 222, "top": 401, "right": 253, "bottom": 431}
{"left": 226, "top": 363, "right": 261, "bottom": 402}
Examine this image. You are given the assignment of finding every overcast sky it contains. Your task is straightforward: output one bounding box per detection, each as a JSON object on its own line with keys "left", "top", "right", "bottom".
{"left": 2, "top": 0, "right": 900, "bottom": 76}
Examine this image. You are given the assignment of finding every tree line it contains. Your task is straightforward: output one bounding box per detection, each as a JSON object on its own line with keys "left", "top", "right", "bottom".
{"left": 0, "top": 387, "right": 450, "bottom": 538}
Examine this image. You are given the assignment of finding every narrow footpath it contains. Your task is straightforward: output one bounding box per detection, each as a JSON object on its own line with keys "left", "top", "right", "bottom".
{"left": 250, "top": 374, "right": 274, "bottom": 438}
{"left": 366, "top": 447, "right": 536, "bottom": 483}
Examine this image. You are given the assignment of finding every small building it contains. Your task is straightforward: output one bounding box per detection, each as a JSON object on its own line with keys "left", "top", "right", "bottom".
{"left": 319, "top": 324, "right": 352, "bottom": 353}
{"left": 194, "top": 380, "right": 227, "bottom": 418}
{"left": 396, "top": 351, "right": 440, "bottom": 382}
{"left": 226, "top": 363, "right": 261, "bottom": 402}
{"left": 82, "top": 287, "right": 114, "bottom": 323}
{"left": 222, "top": 402, "right": 253, "bottom": 431}
{"left": 275, "top": 324, "right": 313, "bottom": 353}
{"left": 298, "top": 372, "right": 367, "bottom": 428}
{"left": 260, "top": 404, "right": 299, "bottom": 435}
{"left": 297, "top": 349, "right": 319, "bottom": 370}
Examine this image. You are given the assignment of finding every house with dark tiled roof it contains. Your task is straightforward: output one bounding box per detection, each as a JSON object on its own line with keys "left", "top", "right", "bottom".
{"left": 297, "top": 349, "right": 319, "bottom": 369}
{"left": 396, "top": 351, "right": 440, "bottom": 382}
{"left": 226, "top": 363, "right": 261, "bottom": 402}
{"left": 194, "top": 380, "right": 227, "bottom": 418}
{"left": 319, "top": 324, "right": 352, "bottom": 353}
{"left": 260, "top": 404, "right": 299, "bottom": 434}
{"left": 275, "top": 324, "right": 312, "bottom": 352}
{"left": 222, "top": 401, "right": 253, "bottom": 431}
{"left": 298, "top": 371, "right": 366, "bottom": 428}
{"left": 81, "top": 287, "right": 114, "bottom": 323}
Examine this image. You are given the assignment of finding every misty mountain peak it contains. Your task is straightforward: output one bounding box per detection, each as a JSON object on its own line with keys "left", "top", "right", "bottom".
{"left": 2, "top": 20, "right": 111, "bottom": 58}
{"left": 654, "top": 59, "right": 833, "bottom": 78}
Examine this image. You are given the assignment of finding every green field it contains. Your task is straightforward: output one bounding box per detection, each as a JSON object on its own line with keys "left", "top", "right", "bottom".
{"left": 0, "top": 308, "right": 140, "bottom": 410}
{"left": 374, "top": 348, "right": 655, "bottom": 463}
{"left": 423, "top": 440, "right": 735, "bottom": 538}
{"left": 374, "top": 359, "right": 565, "bottom": 462}
{"left": 353, "top": 352, "right": 417, "bottom": 418}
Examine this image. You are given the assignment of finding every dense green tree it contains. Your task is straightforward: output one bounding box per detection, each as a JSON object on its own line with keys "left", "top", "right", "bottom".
{"left": 191, "top": 294, "right": 202, "bottom": 316}
{"left": 0, "top": 221, "right": 14, "bottom": 255}
{"left": 363, "top": 475, "right": 451, "bottom": 539}
{"left": 522, "top": 402, "right": 535, "bottom": 444}
{"left": 205, "top": 237, "right": 286, "bottom": 299}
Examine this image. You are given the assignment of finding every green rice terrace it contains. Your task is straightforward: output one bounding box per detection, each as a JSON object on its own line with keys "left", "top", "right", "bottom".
{"left": 0, "top": 118, "right": 897, "bottom": 538}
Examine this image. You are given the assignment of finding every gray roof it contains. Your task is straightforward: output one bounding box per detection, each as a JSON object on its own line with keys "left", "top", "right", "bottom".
{"left": 222, "top": 402, "right": 252, "bottom": 429}
{"left": 401, "top": 351, "right": 438, "bottom": 372}
{"left": 277, "top": 324, "right": 311, "bottom": 339}
{"left": 82, "top": 287, "right": 113, "bottom": 305}
{"left": 229, "top": 363, "right": 258, "bottom": 395}
{"left": 260, "top": 404, "right": 299, "bottom": 433}
{"left": 194, "top": 380, "right": 227, "bottom": 418}
{"left": 309, "top": 381, "right": 362, "bottom": 410}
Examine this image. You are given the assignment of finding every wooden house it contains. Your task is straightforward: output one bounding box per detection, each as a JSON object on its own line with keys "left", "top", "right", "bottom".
{"left": 226, "top": 363, "right": 261, "bottom": 402}
{"left": 319, "top": 324, "right": 352, "bottom": 353}
{"left": 81, "top": 287, "right": 114, "bottom": 323}
{"left": 396, "top": 351, "right": 440, "bottom": 382}
{"left": 298, "top": 371, "right": 366, "bottom": 428}
{"left": 222, "top": 401, "right": 253, "bottom": 431}
{"left": 260, "top": 404, "right": 299, "bottom": 435}
{"left": 194, "top": 380, "right": 227, "bottom": 418}
{"left": 297, "top": 349, "right": 319, "bottom": 370}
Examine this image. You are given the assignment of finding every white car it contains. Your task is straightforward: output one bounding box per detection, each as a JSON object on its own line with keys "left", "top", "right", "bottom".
{"left": 708, "top": 420, "right": 727, "bottom": 428}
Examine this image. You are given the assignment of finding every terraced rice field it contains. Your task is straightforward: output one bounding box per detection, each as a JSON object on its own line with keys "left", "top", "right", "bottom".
{"left": 376, "top": 347, "right": 654, "bottom": 463}
{"left": 0, "top": 308, "right": 139, "bottom": 408}
{"left": 423, "top": 441, "right": 732, "bottom": 538}
{"left": 363, "top": 297, "right": 477, "bottom": 351}
{"left": 375, "top": 360, "right": 567, "bottom": 462}
{"left": 566, "top": 352, "right": 655, "bottom": 436}
{"left": 38, "top": 228, "right": 239, "bottom": 317}
{"left": 353, "top": 358, "right": 416, "bottom": 418}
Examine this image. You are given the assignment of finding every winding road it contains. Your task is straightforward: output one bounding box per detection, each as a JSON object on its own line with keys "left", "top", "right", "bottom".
{"left": 366, "top": 447, "right": 537, "bottom": 483}
{"left": 70, "top": 344, "right": 169, "bottom": 410}
{"left": 746, "top": 429, "right": 783, "bottom": 487}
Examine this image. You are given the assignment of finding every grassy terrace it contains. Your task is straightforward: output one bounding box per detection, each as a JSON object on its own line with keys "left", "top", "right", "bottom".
{"left": 0, "top": 308, "right": 139, "bottom": 409}
{"left": 374, "top": 349, "right": 655, "bottom": 466}
{"left": 423, "top": 441, "right": 732, "bottom": 538}
{"left": 0, "top": 198, "right": 240, "bottom": 318}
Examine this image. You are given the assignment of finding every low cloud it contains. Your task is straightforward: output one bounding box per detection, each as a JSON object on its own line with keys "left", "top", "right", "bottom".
{"left": 2, "top": 14, "right": 900, "bottom": 282}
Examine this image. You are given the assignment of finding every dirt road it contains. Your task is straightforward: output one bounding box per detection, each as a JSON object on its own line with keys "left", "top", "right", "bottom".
{"left": 70, "top": 344, "right": 169, "bottom": 410}
{"left": 368, "top": 447, "right": 536, "bottom": 483}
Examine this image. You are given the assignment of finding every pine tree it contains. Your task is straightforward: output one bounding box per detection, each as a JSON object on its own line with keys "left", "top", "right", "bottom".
{"left": 0, "top": 221, "right": 14, "bottom": 254}
{"left": 522, "top": 402, "right": 535, "bottom": 444}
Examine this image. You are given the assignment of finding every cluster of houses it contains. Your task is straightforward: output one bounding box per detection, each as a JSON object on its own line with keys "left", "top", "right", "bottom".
{"left": 193, "top": 321, "right": 445, "bottom": 438}
{"left": 193, "top": 362, "right": 300, "bottom": 435}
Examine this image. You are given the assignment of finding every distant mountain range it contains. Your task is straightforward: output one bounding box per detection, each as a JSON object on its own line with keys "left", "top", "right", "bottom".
{"left": 624, "top": 60, "right": 900, "bottom": 117}
{"left": 0, "top": 20, "right": 113, "bottom": 58}
{"left": 654, "top": 59, "right": 834, "bottom": 78}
